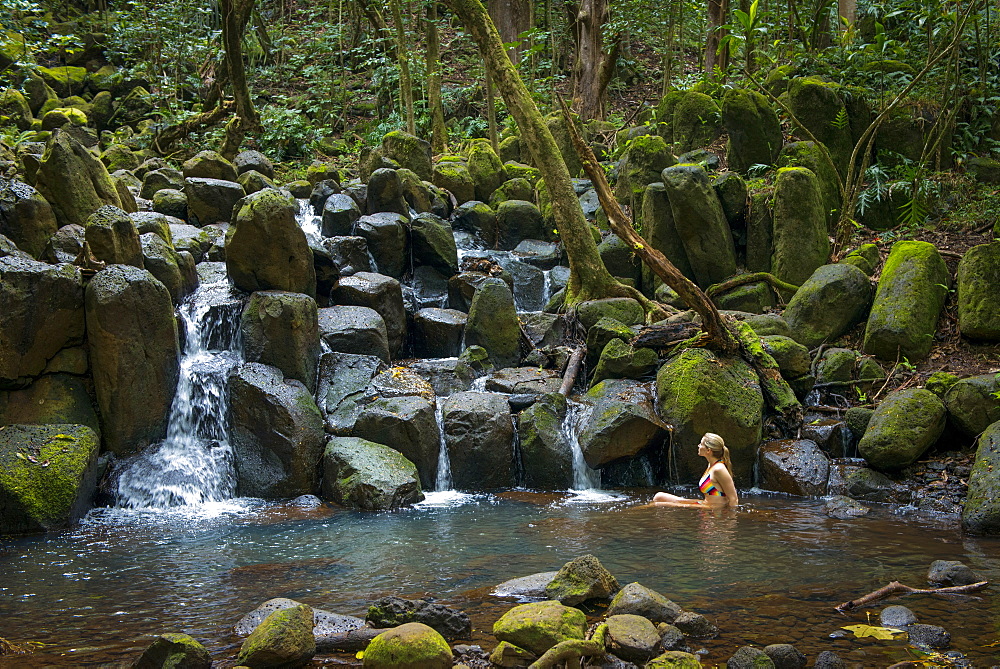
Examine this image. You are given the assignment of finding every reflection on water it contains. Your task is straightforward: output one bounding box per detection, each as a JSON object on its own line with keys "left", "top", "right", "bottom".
{"left": 1, "top": 493, "right": 998, "bottom": 667}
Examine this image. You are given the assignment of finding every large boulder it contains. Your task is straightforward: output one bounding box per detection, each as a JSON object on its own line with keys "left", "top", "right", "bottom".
{"left": 0, "top": 256, "right": 84, "bottom": 388}
{"left": 863, "top": 240, "right": 949, "bottom": 363}
{"left": 412, "top": 308, "right": 466, "bottom": 359}
{"left": 381, "top": 131, "right": 432, "bottom": 181}
{"left": 184, "top": 177, "right": 245, "bottom": 226}
{"left": 0, "top": 179, "right": 58, "bottom": 259}
{"left": 0, "top": 424, "right": 99, "bottom": 535}
{"left": 758, "top": 439, "right": 830, "bottom": 496}
{"left": 318, "top": 305, "right": 390, "bottom": 363}
{"left": 410, "top": 212, "right": 459, "bottom": 275}
{"left": 670, "top": 91, "right": 723, "bottom": 153}
{"left": 962, "top": 421, "right": 1000, "bottom": 535}
{"left": 226, "top": 189, "right": 317, "bottom": 297}
{"left": 545, "top": 554, "right": 620, "bottom": 605}
{"left": 321, "top": 193, "right": 362, "bottom": 237}
{"left": 432, "top": 161, "right": 476, "bottom": 206}
{"left": 956, "top": 242, "right": 1000, "bottom": 340}
{"left": 316, "top": 352, "right": 384, "bottom": 435}
{"left": 330, "top": 272, "right": 406, "bottom": 358}
{"left": 0, "top": 374, "right": 99, "bottom": 435}
{"left": 236, "top": 603, "right": 315, "bottom": 668}
{"left": 86, "top": 265, "right": 179, "bottom": 455}
{"left": 591, "top": 338, "right": 659, "bottom": 385}
{"left": 492, "top": 601, "right": 587, "bottom": 655}
{"left": 132, "top": 633, "right": 211, "bottom": 669}
{"left": 517, "top": 393, "right": 573, "bottom": 490}
{"left": 660, "top": 164, "right": 737, "bottom": 288}
{"left": 605, "top": 614, "right": 661, "bottom": 664}
{"left": 443, "top": 391, "right": 515, "bottom": 490}
{"left": 721, "top": 88, "right": 783, "bottom": 173}
{"left": 464, "top": 278, "right": 521, "bottom": 369}
{"left": 777, "top": 141, "right": 842, "bottom": 230}
{"left": 606, "top": 582, "right": 681, "bottom": 623}
{"left": 354, "top": 212, "right": 409, "bottom": 279}
{"left": 771, "top": 167, "right": 830, "bottom": 285}
{"left": 181, "top": 150, "right": 239, "bottom": 182}
{"left": 241, "top": 291, "right": 320, "bottom": 393}
{"left": 363, "top": 622, "right": 452, "bottom": 669}
{"left": 228, "top": 362, "right": 325, "bottom": 498}
{"left": 943, "top": 374, "right": 1000, "bottom": 438}
{"left": 578, "top": 379, "right": 665, "bottom": 469}
{"left": 84, "top": 204, "right": 143, "bottom": 267}
{"left": 496, "top": 199, "right": 547, "bottom": 250}
{"left": 656, "top": 348, "right": 764, "bottom": 483}
{"left": 321, "top": 436, "right": 423, "bottom": 510}
{"left": 641, "top": 182, "right": 694, "bottom": 283}
{"left": 35, "top": 130, "right": 122, "bottom": 228}
{"left": 366, "top": 168, "right": 409, "bottom": 217}
{"left": 467, "top": 139, "right": 507, "bottom": 202}
{"left": 858, "top": 388, "right": 946, "bottom": 471}
{"left": 614, "top": 134, "right": 676, "bottom": 208}
{"left": 353, "top": 395, "right": 439, "bottom": 490}
{"left": 784, "top": 78, "right": 852, "bottom": 176}
{"left": 783, "top": 263, "right": 872, "bottom": 347}
{"left": 140, "top": 232, "right": 197, "bottom": 304}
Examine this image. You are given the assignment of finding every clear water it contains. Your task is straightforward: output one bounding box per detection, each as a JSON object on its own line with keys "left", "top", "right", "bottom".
{"left": 1, "top": 494, "right": 997, "bottom": 667}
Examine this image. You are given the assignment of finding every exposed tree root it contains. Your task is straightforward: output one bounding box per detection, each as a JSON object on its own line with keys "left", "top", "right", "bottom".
{"left": 835, "top": 581, "right": 989, "bottom": 613}
{"left": 528, "top": 623, "right": 608, "bottom": 669}
{"left": 152, "top": 101, "right": 235, "bottom": 155}
{"left": 707, "top": 272, "right": 800, "bottom": 304}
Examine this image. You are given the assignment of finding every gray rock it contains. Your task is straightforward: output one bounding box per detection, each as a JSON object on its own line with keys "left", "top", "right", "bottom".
{"left": 672, "top": 611, "right": 719, "bottom": 638}
{"left": 235, "top": 150, "right": 275, "bottom": 179}
{"left": 85, "top": 204, "right": 143, "bottom": 267}
{"left": 411, "top": 212, "right": 459, "bottom": 275}
{"left": 320, "top": 193, "right": 361, "bottom": 237}
{"left": 605, "top": 614, "right": 660, "bottom": 664}
{"left": 366, "top": 167, "right": 409, "bottom": 217}
{"left": 758, "top": 439, "right": 830, "bottom": 496}
{"left": 184, "top": 177, "right": 245, "bottom": 226}
{"left": 319, "top": 305, "right": 390, "bottom": 364}
{"left": 727, "top": 646, "right": 774, "bottom": 669}
{"left": 824, "top": 495, "right": 869, "bottom": 519}
{"left": 182, "top": 150, "right": 238, "bottom": 182}
{"left": 0, "top": 178, "right": 58, "bottom": 259}
{"left": 907, "top": 623, "right": 950, "bottom": 649}
{"left": 140, "top": 167, "right": 185, "bottom": 200}
{"left": 492, "top": 571, "right": 558, "bottom": 598}
{"left": 242, "top": 291, "right": 320, "bottom": 393}
{"left": 412, "top": 308, "right": 466, "bottom": 359}
{"left": 496, "top": 199, "right": 547, "bottom": 250}
{"left": 353, "top": 395, "right": 439, "bottom": 490}
{"left": 783, "top": 263, "right": 873, "bottom": 347}
{"left": 140, "top": 232, "right": 197, "bottom": 304}
{"left": 763, "top": 643, "right": 806, "bottom": 669}
{"left": 443, "top": 391, "right": 515, "bottom": 490}
{"left": 813, "top": 650, "right": 846, "bottom": 669}
{"left": 330, "top": 272, "right": 406, "bottom": 358}
{"left": 579, "top": 379, "right": 665, "bottom": 469}
{"left": 366, "top": 596, "right": 471, "bottom": 640}
{"left": 657, "top": 624, "right": 686, "bottom": 651}
{"left": 517, "top": 393, "right": 573, "bottom": 490}
{"left": 606, "top": 582, "right": 682, "bottom": 624}
{"left": 321, "top": 436, "right": 423, "bottom": 510}
{"left": 355, "top": 212, "right": 409, "bottom": 279}
{"left": 879, "top": 605, "right": 917, "bottom": 628}
{"left": 316, "top": 352, "right": 384, "bottom": 436}
{"left": 321, "top": 235, "right": 372, "bottom": 276}
{"left": 927, "top": 560, "right": 983, "bottom": 586}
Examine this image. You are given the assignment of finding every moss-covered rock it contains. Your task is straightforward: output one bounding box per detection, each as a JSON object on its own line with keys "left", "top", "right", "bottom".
{"left": 641, "top": 183, "right": 693, "bottom": 287}
{"left": 656, "top": 348, "right": 763, "bottom": 483}
{"left": 605, "top": 613, "right": 661, "bottom": 664}
{"left": 132, "top": 632, "right": 212, "bottom": 669}
{"left": 606, "top": 582, "right": 681, "bottom": 623}
{"left": 363, "top": 622, "right": 452, "bottom": 669}
{"left": 777, "top": 141, "right": 841, "bottom": 230}
{"left": 961, "top": 420, "right": 1000, "bottom": 535}
{"left": 467, "top": 138, "right": 507, "bottom": 202}
{"left": 615, "top": 134, "right": 676, "bottom": 208}
{"left": 840, "top": 243, "right": 879, "bottom": 275}
{"left": 858, "top": 388, "right": 946, "bottom": 471}
{"left": 184, "top": 177, "right": 246, "bottom": 226}
{"left": 0, "top": 178, "right": 58, "bottom": 260}
{"left": 577, "top": 297, "right": 645, "bottom": 331}
{"left": 721, "top": 88, "right": 783, "bottom": 173}
{"left": 760, "top": 335, "right": 811, "bottom": 380}
{"left": 545, "top": 554, "right": 620, "bottom": 605}
{"left": 464, "top": 278, "right": 520, "bottom": 369}
{"left": 432, "top": 160, "right": 476, "bottom": 206}
{"left": 381, "top": 130, "right": 432, "bottom": 181}
{"left": 924, "top": 371, "right": 960, "bottom": 399}
{"left": 85, "top": 204, "right": 143, "bottom": 268}
{"left": 0, "top": 88, "right": 32, "bottom": 130}
{"left": 544, "top": 111, "right": 583, "bottom": 177}
{"left": 578, "top": 379, "right": 664, "bottom": 468}
{"left": 783, "top": 78, "right": 852, "bottom": 176}
{"left": 236, "top": 603, "right": 315, "bottom": 667}
{"left": 496, "top": 199, "right": 547, "bottom": 250}
{"left": 591, "top": 338, "right": 658, "bottom": 385}
{"left": 321, "top": 436, "right": 423, "bottom": 510}
{"left": 0, "top": 373, "right": 98, "bottom": 434}
{"left": 0, "top": 424, "right": 99, "bottom": 535}
{"left": 494, "top": 601, "right": 587, "bottom": 656}
{"left": 783, "top": 263, "right": 872, "bottom": 347}
{"left": 36, "top": 65, "right": 88, "bottom": 98}
{"left": 670, "top": 91, "right": 723, "bottom": 153}
{"left": 771, "top": 167, "right": 830, "bottom": 285}
{"left": 943, "top": 374, "right": 1000, "bottom": 438}
{"left": 241, "top": 291, "right": 320, "bottom": 393}
{"left": 957, "top": 242, "right": 1000, "bottom": 341}
{"left": 139, "top": 232, "right": 195, "bottom": 305}
{"left": 517, "top": 393, "right": 572, "bottom": 490}
{"left": 36, "top": 130, "right": 122, "bottom": 228}
{"left": 660, "top": 164, "right": 737, "bottom": 288}
{"left": 863, "top": 240, "right": 949, "bottom": 363}
{"left": 39, "top": 106, "right": 87, "bottom": 131}
{"left": 181, "top": 149, "right": 238, "bottom": 182}
{"left": 353, "top": 394, "right": 438, "bottom": 490}
{"left": 646, "top": 650, "right": 704, "bottom": 668}
{"left": 442, "top": 390, "right": 515, "bottom": 489}
{"left": 489, "top": 176, "right": 534, "bottom": 208}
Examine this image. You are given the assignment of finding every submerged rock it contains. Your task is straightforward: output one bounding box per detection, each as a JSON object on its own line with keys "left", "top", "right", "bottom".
{"left": 235, "top": 597, "right": 365, "bottom": 638}
{"left": 927, "top": 560, "right": 983, "bottom": 586}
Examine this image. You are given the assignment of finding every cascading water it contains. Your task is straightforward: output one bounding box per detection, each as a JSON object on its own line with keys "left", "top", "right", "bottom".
{"left": 114, "top": 269, "right": 244, "bottom": 507}
{"left": 433, "top": 397, "right": 453, "bottom": 491}
{"left": 296, "top": 198, "right": 322, "bottom": 243}
{"left": 563, "top": 400, "right": 600, "bottom": 491}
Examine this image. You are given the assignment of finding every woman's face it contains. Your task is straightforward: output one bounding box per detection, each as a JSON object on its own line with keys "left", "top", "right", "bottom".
{"left": 697, "top": 437, "right": 710, "bottom": 457}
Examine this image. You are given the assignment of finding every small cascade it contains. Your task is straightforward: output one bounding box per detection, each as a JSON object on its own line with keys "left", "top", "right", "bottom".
{"left": 295, "top": 198, "right": 321, "bottom": 244}
{"left": 563, "top": 400, "right": 600, "bottom": 491}
{"left": 470, "top": 375, "right": 489, "bottom": 392}
{"left": 433, "top": 397, "right": 453, "bottom": 491}
{"left": 114, "top": 271, "right": 244, "bottom": 507}
{"left": 541, "top": 269, "right": 554, "bottom": 307}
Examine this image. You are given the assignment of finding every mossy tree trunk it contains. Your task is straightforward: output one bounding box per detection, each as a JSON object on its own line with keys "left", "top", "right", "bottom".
{"left": 219, "top": 0, "right": 259, "bottom": 160}
{"left": 426, "top": 1, "right": 448, "bottom": 153}
{"left": 389, "top": 0, "right": 416, "bottom": 134}
{"left": 443, "top": 0, "right": 657, "bottom": 312}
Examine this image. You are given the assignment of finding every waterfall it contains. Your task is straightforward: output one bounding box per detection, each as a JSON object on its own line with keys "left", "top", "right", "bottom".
{"left": 296, "top": 198, "right": 321, "bottom": 243}
{"left": 433, "top": 397, "right": 453, "bottom": 491}
{"left": 563, "top": 400, "right": 600, "bottom": 491}
{"left": 114, "top": 270, "right": 244, "bottom": 507}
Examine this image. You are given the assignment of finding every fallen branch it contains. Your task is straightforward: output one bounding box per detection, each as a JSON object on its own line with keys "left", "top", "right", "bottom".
{"left": 529, "top": 622, "right": 608, "bottom": 669}
{"left": 632, "top": 322, "right": 701, "bottom": 349}
{"left": 152, "top": 101, "right": 235, "bottom": 155}
{"left": 314, "top": 627, "right": 388, "bottom": 652}
{"left": 835, "top": 580, "right": 989, "bottom": 613}
{"left": 559, "top": 346, "right": 586, "bottom": 395}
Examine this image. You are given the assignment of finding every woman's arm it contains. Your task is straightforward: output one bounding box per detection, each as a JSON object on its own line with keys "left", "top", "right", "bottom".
{"left": 714, "top": 467, "right": 739, "bottom": 508}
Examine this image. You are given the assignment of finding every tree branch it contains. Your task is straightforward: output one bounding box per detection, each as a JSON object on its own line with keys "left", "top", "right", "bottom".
{"left": 836, "top": 581, "right": 989, "bottom": 613}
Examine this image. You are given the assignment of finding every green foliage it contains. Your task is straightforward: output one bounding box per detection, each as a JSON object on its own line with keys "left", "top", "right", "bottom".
{"left": 257, "top": 101, "right": 318, "bottom": 161}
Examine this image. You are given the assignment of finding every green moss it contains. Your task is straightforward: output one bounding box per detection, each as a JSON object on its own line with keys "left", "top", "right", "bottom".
{"left": 467, "top": 138, "right": 507, "bottom": 202}
{"left": 493, "top": 601, "right": 587, "bottom": 655}
{"left": 957, "top": 242, "right": 1000, "bottom": 340}
{"left": 858, "top": 388, "right": 946, "bottom": 470}
{"left": 721, "top": 88, "right": 783, "bottom": 173}
{"left": 431, "top": 161, "right": 475, "bottom": 205}
{"left": 962, "top": 421, "right": 1000, "bottom": 535}
{"left": 237, "top": 603, "right": 315, "bottom": 666}
{"left": 671, "top": 91, "right": 722, "bottom": 154}
{"left": 503, "top": 161, "right": 540, "bottom": 185}
{"left": 925, "top": 371, "right": 960, "bottom": 398}
{"left": 364, "top": 622, "right": 452, "bottom": 668}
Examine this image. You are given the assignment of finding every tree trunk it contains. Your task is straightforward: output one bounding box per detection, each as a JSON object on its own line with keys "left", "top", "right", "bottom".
{"left": 487, "top": 0, "right": 532, "bottom": 64}
{"left": 219, "top": 0, "right": 258, "bottom": 160}
{"left": 426, "top": 1, "right": 448, "bottom": 152}
{"left": 389, "top": 0, "right": 415, "bottom": 134}
{"left": 570, "top": 0, "right": 615, "bottom": 120}
{"left": 705, "top": 0, "right": 729, "bottom": 76}
{"left": 441, "top": 0, "right": 640, "bottom": 309}
{"left": 838, "top": 0, "right": 856, "bottom": 34}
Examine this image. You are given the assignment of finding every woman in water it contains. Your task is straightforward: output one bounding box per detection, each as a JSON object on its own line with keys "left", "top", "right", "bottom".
{"left": 652, "top": 433, "right": 738, "bottom": 508}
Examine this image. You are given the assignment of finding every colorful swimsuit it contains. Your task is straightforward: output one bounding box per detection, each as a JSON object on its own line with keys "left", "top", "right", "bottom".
{"left": 698, "top": 468, "right": 725, "bottom": 497}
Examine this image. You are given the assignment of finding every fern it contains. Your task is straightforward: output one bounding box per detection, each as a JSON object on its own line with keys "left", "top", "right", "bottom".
{"left": 831, "top": 107, "right": 850, "bottom": 130}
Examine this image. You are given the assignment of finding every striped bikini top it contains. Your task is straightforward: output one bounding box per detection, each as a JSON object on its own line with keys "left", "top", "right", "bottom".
{"left": 698, "top": 466, "right": 725, "bottom": 497}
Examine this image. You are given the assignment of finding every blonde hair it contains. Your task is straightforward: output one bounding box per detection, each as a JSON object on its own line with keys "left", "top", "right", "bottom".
{"left": 703, "top": 433, "right": 732, "bottom": 475}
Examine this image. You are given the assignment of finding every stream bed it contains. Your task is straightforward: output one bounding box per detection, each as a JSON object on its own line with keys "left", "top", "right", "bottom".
{"left": 1, "top": 492, "right": 998, "bottom": 666}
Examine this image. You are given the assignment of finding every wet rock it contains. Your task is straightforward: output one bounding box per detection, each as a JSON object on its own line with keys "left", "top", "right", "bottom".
{"left": 321, "top": 235, "right": 372, "bottom": 276}
{"left": 763, "top": 643, "right": 806, "bottom": 668}
{"left": 235, "top": 150, "right": 274, "bottom": 179}
{"left": 381, "top": 131, "right": 432, "bottom": 181}
{"left": 592, "top": 338, "right": 659, "bottom": 386}
{"left": 140, "top": 167, "right": 185, "bottom": 200}
{"left": 962, "top": 420, "right": 1000, "bottom": 535}
{"left": 488, "top": 640, "right": 536, "bottom": 667}
{"left": 452, "top": 201, "right": 498, "bottom": 246}
{"left": 363, "top": 622, "right": 452, "bottom": 669}
{"left": 369, "top": 367, "right": 434, "bottom": 400}
{"left": 152, "top": 188, "right": 188, "bottom": 220}
{"left": 355, "top": 212, "right": 408, "bottom": 279}
{"left": 310, "top": 178, "right": 343, "bottom": 216}
{"left": 813, "top": 651, "right": 846, "bottom": 669}
{"left": 492, "top": 572, "right": 558, "bottom": 599}
{"left": 0, "top": 373, "right": 98, "bottom": 434}
{"left": 605, "top": 614, "right": 660, "bottom": 664}
{"left": 242, "top": 291, "right": 320, "bottom": 393}
{"left": 84, "top": 204, "right": 143, "bottom": 267}
{"left": 907, "top": 623, "right": 950, "bottom": 649}
{"left": 236, "top": 603, "right": 315, "bottom": 667}
{"left": 320, "top": 193, "right": 361, "bottom": 237}
{"left": 858, "top": 388, "right": 946, "bottom": 471}
{"left": 0, "top": 424, "right": 99, "bottom": 535}
{"left": 641, "top": 182, "right": 694, "bottom": 286}
{"left": 228, "top": 362, "right": 325, "bottom": 498}
{"left": 0, "top": 178, "right": 58, "bottom": 259}
{"left": 226, "top": 189, "right": 316, "bottom": 297}
{"left": 87, "top": 265, "right": 179, "bottom": 455}
{"left": 353, "top": 395, "right": 439, "bottom": 490}
{"left": 545, "top": 554, "right": 620, "bottom": 605}
{"left": 863, "top": 240, "right": 949, "bottom": 363}
{"left": 319, "top": 305, "right": 390, "bottom": 364}
{"left": 943, "top": 374, "right": 1000, "bottom": 438}
{"left": 758, "top": 439, "right": 830, "bottom": 496}
{"left": 366, "top": 596, "right": 471, "bottom": 640}
{"left": 879, "top": 605, "right": 917, "bottom": 628}
{"left": 783, "top": 263, "right": 873, "bottom": 347}
{"left": 672, "top": 611, "right": 719, "bottom": 638}
{"left": 843, "top": 467, "right": 911, "bottom": 504}
{"left": 801, "top": 418, "right": 852, "bottom": 458}
{"left": 727, "top": 646, "right": 774, "bottom": 669}
{"left": 467, "top": 139, "right": 507, "bottom": 203}
{"left": 366, "top": 167, "right": 408, "bottom": 217}
{"left": 184, "top": 177, "right": 245, "bottom": 226}
{"left": 140, "top": 232, "right": 196, "bottom": 304}
{"left": 607, "top": 582, "right": 681, "bottom": 624}
{"left": 411, "top": 308, "right": 466, "bottom": 359}
{"left": 316, "top": 352, "right": 383, "bottom": 436}
{"left": 443, "top": 391, "right": 514, "bottom": 489}
{"left": 411, "top": 212, "right": 459, "bottom": 275}
{"left": 132, "top": 632, "right": 211, "bottom": 669}
{"left": 321, "top": 436, "right": 423, "bottom": 510}
{"left": 493, "top": 600, "right": 587, "bottom": 655}
{"left": 514, "top": 239, "right": 561, "bottom": 270}
{"left": 331, "top": 272, "right": 406, "bottom": 358}
{"left": 517, "top": 393, "right": 572, "bottom": 490}
{"left": 486, "top": 367, "right": 562, "bottom": 395}
{"left": 0, "top": 256, "right": 84, "bottom": 389}
{"left": 35, "top": 131, "right": 122, "bottom": 228}
{"left": 496, "top": 199, "right": 547, "bottom": 250}
{"left": 656, "top": 624, "right": 686, "bottom": 651}
{"left": 41, "top": 224, "right": 83, "bottom": 263}
{"left": 578, "top": 379, "right": 665, "bottom": 468}
{"left": 824, "top": 495, "right": 869, "bottom": 518}
{"left": 927, "top": 560, "right": 983, "bottom": 586}
{"left": 464, "top": 278, "right": 521, "bottom": 369}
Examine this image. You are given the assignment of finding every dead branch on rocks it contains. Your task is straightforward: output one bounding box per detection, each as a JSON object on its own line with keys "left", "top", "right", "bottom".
{"left": 560, "top": 346, "right": 586, "bottom": 395}
{"left": 835, "top": 580, "right": 989, "bottom": 613}
{"left": 706, "top": 272, "right": 800, "bottom": 304}
{"left": 631, "top": 322, "right": 702, "bottom": 349}
{"left": 314, "top": 627, "right": 389, "bottom": 652}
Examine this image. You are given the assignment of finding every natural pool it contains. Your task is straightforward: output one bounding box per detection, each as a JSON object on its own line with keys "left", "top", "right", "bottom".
{"left": 1, "top": 491, "right": 998, "bottom": 667}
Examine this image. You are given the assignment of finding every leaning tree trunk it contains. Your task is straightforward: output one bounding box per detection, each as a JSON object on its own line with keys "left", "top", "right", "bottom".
{"left": 219, "top": 0, "right": 258, "bottom": 160}
{"left": 426, "top": 1, "right": 448, "bottom": 153}
{"left": 442, "top": 0, "right": 660, "bottom": 313}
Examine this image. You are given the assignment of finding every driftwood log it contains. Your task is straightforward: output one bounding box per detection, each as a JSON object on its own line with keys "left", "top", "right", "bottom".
{"left": 528, "top": 622, "right": 608, "bottom": 669}
{"left": 314, "top": 627, "right": 388, "bottom": 652}
{"left": 631, "top": 322, "right": 701, "bottom": 349}
{"left": 559, "top": 346, "right": 586, "bottom": 396}
{"left": 835, "top": 580, "right": 989, "bottom": 613}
